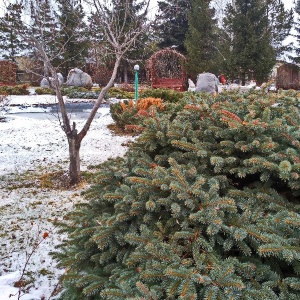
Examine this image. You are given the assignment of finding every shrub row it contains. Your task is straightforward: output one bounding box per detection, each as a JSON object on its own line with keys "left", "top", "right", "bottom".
{"left": 0, "top": 84, "right": 30, "bottom": 95}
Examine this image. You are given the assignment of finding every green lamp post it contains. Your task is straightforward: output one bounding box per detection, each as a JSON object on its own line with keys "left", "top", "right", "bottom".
{"left": 134, "top": 64, "right": 139, "bottom": 102}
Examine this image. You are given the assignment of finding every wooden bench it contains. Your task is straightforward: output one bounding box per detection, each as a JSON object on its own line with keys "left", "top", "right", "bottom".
{"left": 152, "top": 78, "right": 186, "bottom": 92}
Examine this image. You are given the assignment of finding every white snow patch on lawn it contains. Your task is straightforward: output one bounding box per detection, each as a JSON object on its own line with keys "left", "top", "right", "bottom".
{"left": 0, "top": 94, "right": 134, "bottom": 299}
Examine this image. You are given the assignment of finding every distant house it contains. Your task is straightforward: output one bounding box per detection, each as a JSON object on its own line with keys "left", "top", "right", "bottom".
{"left": 275, "top": 63, "right": 300, "bottom": 90}
{"left": 15, "top": 57, "right": 44, "bottom": 86}
{"left": 0, "top": 60, "right": 17, "bottom": 86}
{"left": 270, "top": 61, "right": 284, "bottom": 80}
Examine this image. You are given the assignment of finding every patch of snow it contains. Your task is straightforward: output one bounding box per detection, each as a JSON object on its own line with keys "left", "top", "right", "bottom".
{"left": 0, "top": 272, "right": 40, "bottom": 300}
{"left": 0, "top": 94, "right": 134, "bottom": 299}
{"left": 7, "top": 106, "right": 52, "bottom": 114}
{"left": 8, "top": 95, "right": 61, "bottom": 106}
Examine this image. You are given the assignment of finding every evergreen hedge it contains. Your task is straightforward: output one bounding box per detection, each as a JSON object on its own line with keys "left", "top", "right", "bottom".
{"left": 140, "top": 88, "right": 184, "bottom": 103}
{"left": 0, "top": 84, "right": 29, "bottom": 95}
{"left": 55, "top": 89, "right": 300, "bottom": 299}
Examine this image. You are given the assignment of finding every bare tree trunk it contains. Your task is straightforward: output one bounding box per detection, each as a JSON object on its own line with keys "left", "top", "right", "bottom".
{"left": 242, "top": 71, "right": 246, "bottom": 86}
{"left": 124, "top": 61, "right": 128, "bottom": 83}
{"left": 68, "top": 122, "right": 81, "bottom": 185}
{"left": 12, "top": 0, "right": 152, "bottom": 185}
{"left": 43, "top": 61, "right": 49, "bottom": 77}
{"left": 47, "top": 65, "right": 83, "bottom": 185}
{"left": 47, "top": 55, "right": 122, "bottom": 185}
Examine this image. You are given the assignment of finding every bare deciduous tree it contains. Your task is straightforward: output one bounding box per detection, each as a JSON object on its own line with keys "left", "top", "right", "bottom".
{"left": 4, "top": 0, "right": 152, "bottom": 185}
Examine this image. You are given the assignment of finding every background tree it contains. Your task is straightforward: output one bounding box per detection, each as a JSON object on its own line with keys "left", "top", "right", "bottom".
{"left": 7, "top": 0, "right": 152, "bottom": 185}
{"left": 55, "top": 0, "right": 89, "bottom": 77}
{"left": 156, "top": 0, "right": 191, "bottom": 53}
{"left": 266, "top": 0, "right": 293, "bottom": 58}
{"left": 222, "top": 0, "right": 292, "bottom": 85}
{"left": 104, "top": 0, "right": 152, "bottom": 83}
{"left": 293, "top": 0, "right": 300, "bottom": 63}
{"left": 184, "top": 0, "right": 219, "bottom": 77}
{"left": 87, "top": 0, "right": 159, "bottom": 85}
{"left": 86, "top": 12, "right": 113, "bottom": 85}
{"left": 0, "top": 2, "right": 27, "bottom": 61}
{"left": 223, "top": 0, "right": 275, "bottom": 85}
{"left": 29, "top": 0, "right": 59, "bottom": 77}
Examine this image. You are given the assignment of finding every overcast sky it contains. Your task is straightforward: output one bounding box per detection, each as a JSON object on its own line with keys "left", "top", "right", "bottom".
{"left": 280, "top": 0, "right": 294, "bottom": 9}
{"left": 149, "top": 0, "right": 295, "bottom": 10}
{"left": 0, "top": 0, "right": 296, "bottom": 15}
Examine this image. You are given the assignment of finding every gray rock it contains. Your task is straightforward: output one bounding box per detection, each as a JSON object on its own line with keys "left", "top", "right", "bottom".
{"left": 40, "top": 77, "right": 50, "bottom": 88}
{"left": 57, "top": 73, "right": 64, "bottom": 85}
{"left": 40, "top": 73, "right": 64, "bottom": 88}
{"left": 66, "top": 68, "right": 93, "bottom": 88}
{"left": 188, "top": 78, "right": 196, "bottom": 92}
{"left": 195, "top": 73, "right": 219, "bottom": 95}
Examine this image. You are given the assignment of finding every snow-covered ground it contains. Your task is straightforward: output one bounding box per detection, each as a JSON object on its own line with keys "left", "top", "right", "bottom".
{"left": 0, "top": 94, "right": 134, "bottom": 299}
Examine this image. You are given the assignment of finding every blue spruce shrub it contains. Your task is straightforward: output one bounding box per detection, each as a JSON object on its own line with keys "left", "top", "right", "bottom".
{"left": 54, "top": 90, "right": 300, "bottom": 299}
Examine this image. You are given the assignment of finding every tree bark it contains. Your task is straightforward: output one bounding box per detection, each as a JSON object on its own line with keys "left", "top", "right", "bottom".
{"left": 68, "top": 122, "right": 81, "bottom": 185}
{"left": 124, "top": 61, "right": 128, "bottom": 83}
{"left": 46, "top": 64, "right": 83, "bottom": 185}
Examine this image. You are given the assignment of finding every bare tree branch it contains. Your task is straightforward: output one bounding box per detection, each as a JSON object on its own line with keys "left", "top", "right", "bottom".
{"left": 1, "top": 0, "right": 153, "bottom": 184}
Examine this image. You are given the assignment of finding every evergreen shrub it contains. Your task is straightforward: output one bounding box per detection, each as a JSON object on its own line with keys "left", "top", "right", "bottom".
{"left": 0, "top": 84, "right": 30, "bottom": 95}
{"left": 106, "top": 87, "right": 134, "bottom": 99}
{"left": 55, "top": 90, "right": 300, "bottom": 299}
{"left": 65, "top": 91, "right": 101, "bottom": 99}
{"left": 110, "top": 98, "right": 165, "bottom": 130}
{"left": 57, "top": 87, "right": 134, "bottom": 100}
{"left": 61, "top": 86, "right": 92, "bottom": 97}
{"left": 140, "top": 88, "right": 184, "bottom": 102}
{"left": 110, "top": 99, "right": 138, "bottom": 129}
{"left": 35, "top": 87, "right": 56, "bottom": 95}
{"left": 33, "top": 86, "right": 89, "bottom": 96}
{"left": 62, "top": 86, "right": 90, "bottom": 94}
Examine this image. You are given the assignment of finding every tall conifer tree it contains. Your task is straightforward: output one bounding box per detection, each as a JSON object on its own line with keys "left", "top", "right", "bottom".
{"left": 223, "top": 0, "right": 292, "bottom": 85}
{"left": 184, "top": 0, "right": 219, "bottom": 77}
{"left": 223, "top": 0, "right": 275, "bottom": 85}
{"left": 156, "top": 0, "right": 191, "bottom": 53}
{"left": 293, "top": 0, "right": 300, "bottom": 63}
{"left": 110, "top": 0, "right": 150, "bottom": 83}
{"left": 0, "top": 2, "right": 26, "bottom": 61}
{"left": 266, "top": 0, "right": 293, "bottom": 57}
{"left": 29, "top": 0, "right": 59, "bottom": 76}
{"left": 55, "top": 0, "right": 89, "bottom": 77}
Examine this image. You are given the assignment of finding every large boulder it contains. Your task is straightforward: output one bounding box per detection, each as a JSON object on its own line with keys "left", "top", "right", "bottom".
{"left": 195, "top": 72, "right": 219, "bottom": 94}
{"left": 40, "top": 77, "right": 50, "bottom": 88}
{"left": 66, "top": 68, "right": 93, "bottom": 88}
{"left": 40, "top": 73, "right": 64, "bottom": 88}
{"left": 57, "top": 73, "right": 64, "bottom": 85}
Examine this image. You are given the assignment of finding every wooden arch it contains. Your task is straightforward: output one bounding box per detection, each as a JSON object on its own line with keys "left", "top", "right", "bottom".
{"left": 148, "top": 49, "right": 187, "bottom": 91}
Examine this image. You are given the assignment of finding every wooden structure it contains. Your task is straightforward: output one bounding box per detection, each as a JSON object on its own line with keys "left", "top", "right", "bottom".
{"left": 276, "top": 63, "right": 300, "bottom": 90}
{"left": 148, "top": 49, "right": 187, "bottom": 91}
{"left": 0, "top": 60, "right": 17, "bottom": 86}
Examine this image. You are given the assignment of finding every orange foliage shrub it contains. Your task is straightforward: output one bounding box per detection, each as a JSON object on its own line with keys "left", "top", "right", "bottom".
{"left": 110, "top": 98, "right": 164, "bottom": 133}
{"left": 125, "top": 124, "right": 144, "bottom": 132}
{"left": 120, "top": 99, "right": 135, "bottom": 110}
{"left": 120, "top": 98, "right": 164, "bottom": 112}
{"left": 135, "top": 109, "right": 149, "bottom": 117}
{"left": 136, "top": 97, "right": 164, "bottom": 111}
